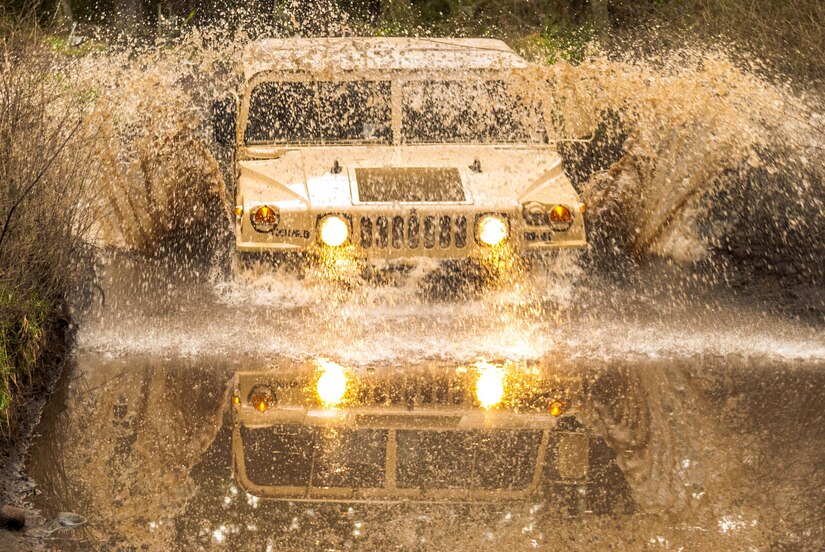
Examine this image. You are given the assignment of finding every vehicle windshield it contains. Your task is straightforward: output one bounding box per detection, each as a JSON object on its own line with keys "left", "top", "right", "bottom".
{"left": 244, "top": 77, "right": 545, "bottom": 145}
{"left": 402, "top": 79, "right": 545, "bottom": 144}
{"left": 245, "top": 80, "right": 392, "bottom": 144}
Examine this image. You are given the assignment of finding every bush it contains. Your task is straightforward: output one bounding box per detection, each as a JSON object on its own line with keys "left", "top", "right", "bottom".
{"left": 0, "top": 24, "right": 99, "bottom": 436}
{"left": 608, "top": 0, "right": 825, "bottom": 83}
{"left": 0, "top": 291, "right": 48, "bottom": 431}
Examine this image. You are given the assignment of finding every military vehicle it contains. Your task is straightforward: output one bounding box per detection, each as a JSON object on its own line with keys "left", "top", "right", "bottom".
{"left": 224, "top": 39, "right": 597, "bottom": 507}
{"left": 232, "top": 359, "right": 594, "bottom": 507}
{"left": 214, "top": 38, "right": 587, "bottom": 268}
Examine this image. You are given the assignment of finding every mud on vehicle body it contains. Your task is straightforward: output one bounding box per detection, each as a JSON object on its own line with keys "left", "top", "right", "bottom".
{"left": 230, "top": 360, "right": 613, "bottom": 512}
{"left": 213, "top": 38, "right": 587, "bottom": 270}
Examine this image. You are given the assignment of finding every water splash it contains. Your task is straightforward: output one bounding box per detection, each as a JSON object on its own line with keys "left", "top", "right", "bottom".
{"left": 31, "top": 25, "right": 825, "bottom": 551}
{"left": 59, "top": 34, "right": 823, "bottom": 289}
{"left": 547, "top": 50, "right": 824, "bottom": 272}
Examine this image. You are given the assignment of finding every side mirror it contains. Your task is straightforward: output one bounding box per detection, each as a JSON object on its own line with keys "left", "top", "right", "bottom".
{"left": 211, "top": 97, "right": 237, "bottom": 146}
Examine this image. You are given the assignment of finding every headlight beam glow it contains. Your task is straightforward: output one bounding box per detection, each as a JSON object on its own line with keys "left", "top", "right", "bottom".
{"left": 316, "top": 360, "right": 348, "bottom": 407}
{"left": 318, "top": 215, "right": 350, "bottom": 247}
{"left": 477, "top": 215, "right": 508, "bottom": 246}
{"left": 476, "top": 361, "right": 505, "bottom": 409}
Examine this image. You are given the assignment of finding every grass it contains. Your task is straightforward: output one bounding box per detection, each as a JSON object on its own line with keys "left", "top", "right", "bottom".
{"left": 515, "top": 20, "right": 594, "bottom": 65}
{"left": 0, "top": 289, "right": 49, "bottom": 434}
{"left": 0, "top": 22, "right": 99, "bottom": 438}
{"left": 41, "top": 34, "right": 105, "bottom": 56}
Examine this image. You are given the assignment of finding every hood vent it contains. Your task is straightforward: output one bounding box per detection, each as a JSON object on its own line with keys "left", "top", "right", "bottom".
{"left": 355, "top": 168, "right": 466, "bottom": 203}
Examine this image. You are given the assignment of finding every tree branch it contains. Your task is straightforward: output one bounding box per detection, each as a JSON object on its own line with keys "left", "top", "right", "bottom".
{"left": 0, "top": 116, "right": 82, "bottom": 253}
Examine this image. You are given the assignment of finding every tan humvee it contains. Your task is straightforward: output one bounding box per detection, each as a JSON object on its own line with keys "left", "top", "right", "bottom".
{"left": 231, "top": 360, "right": 592, "bottom": 506}
{"left": 219, "top": 38, "right": 587, "bottom": 264}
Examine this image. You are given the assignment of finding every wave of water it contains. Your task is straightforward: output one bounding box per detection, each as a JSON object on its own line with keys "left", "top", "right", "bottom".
{"left": 76, "top": 255, "right": 825, "bottom": 363}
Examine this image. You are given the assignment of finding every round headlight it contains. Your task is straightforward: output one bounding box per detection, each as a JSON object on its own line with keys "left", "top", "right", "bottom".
{"left": 251, "top": 205, "right": 279, "bottom": 232}
{"left": 476, "top": 215, "right": 508, "bottom": 246}
{"left": 316, "top": 360, "right": 348, "bottom": 407}
{"left": 318, "top": 215, "right": 350, "bottom": 247}
{"left": 549, "top": 205, "right": 573, "bottom": 231}
{"left": 476, "top": 362, "right": 505, "bottom": 409}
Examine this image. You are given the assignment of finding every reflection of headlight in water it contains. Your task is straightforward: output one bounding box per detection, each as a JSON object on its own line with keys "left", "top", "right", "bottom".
{"left": 316, "top": 360, "right": 348, "bottom": 406}
{"left": 318, "top": 215, "right": 349, "bottom": 247}
{"left": 475, "top": 361, "right": 505, "bottom": 409}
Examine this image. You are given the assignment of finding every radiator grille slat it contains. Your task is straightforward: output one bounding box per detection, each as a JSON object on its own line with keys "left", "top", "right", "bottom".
{"left": 408, "top": 215, "right": 420, "bottom": 249}
{"left": 355, "top": 214, "right": 478, "bottom": 252}
{"left": 423, "top": 216, "right": 436, "bottom": 249}
{"left": 439, "top": 216, "right": 451, "bottom": 248}
{"left": 360, "top": 216, "right": 372, "bottom": 248}
{"left": 376, "top": 216, "right": 389, "bottom": 248}
{"left": 392, "top": 216, "right": 404, "bottom": 249}
{"left": 455, "top": 216, "right": 467, "bottom": 248}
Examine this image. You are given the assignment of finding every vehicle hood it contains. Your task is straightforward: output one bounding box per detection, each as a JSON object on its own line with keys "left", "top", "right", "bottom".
{"left": 237, "top": 144, "right": 577, "bottom": 209}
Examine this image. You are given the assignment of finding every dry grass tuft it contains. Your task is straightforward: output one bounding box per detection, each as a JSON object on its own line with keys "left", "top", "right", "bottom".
{"left": 0, "top": 24, "right": 101, "bottom": 434}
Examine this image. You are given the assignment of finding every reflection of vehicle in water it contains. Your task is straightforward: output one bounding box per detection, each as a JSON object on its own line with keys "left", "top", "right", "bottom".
{"left": 231, "top": 360, "right": 595, "bottom": 507}
{"left": 215, "top": 38, "right": 587, "bottom": 268}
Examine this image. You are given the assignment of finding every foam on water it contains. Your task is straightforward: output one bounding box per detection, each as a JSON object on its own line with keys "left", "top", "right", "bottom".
{"left": 77, "top": 257, "right": 825, "bottom": 364}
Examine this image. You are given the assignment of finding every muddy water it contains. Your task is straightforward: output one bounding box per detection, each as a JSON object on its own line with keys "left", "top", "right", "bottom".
{"left": 21, "top": 29, "right": 825, "bottom": 550}
{"left": 26, "top": 255, "right": 825, "bottom": 550}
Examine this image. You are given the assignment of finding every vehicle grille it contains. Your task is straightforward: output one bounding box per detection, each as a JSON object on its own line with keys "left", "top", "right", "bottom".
{"left": 359, "top": 214, "right": 468, "bottom": 250}
{"left": 356, "top": 372, "right": 470, "bottom": 407}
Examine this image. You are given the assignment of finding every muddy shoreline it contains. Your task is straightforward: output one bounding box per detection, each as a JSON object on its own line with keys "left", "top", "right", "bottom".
{"left": 0, "top": 316, "right": 73, "bottom": 550}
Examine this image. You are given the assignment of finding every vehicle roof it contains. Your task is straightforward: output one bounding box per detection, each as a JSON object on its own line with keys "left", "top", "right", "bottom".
{"left": 242, "top": 37, "right": 528, "bottom": 81}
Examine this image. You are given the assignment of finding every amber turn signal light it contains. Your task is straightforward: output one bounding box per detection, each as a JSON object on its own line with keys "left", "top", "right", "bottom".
{"left": 549, "top": 205, "right": 573, "bottom": 231}
{"left": 251, "top": 205, "right": 279, "bottom": 232}
{"left": 249, "top": 385, "right": 275, "bottom": 413}
{"left": 549, "top": 400, "right": 567, "bottom": 417}
{"left": 550, "top": 205, "right": 572, "bottom": 223}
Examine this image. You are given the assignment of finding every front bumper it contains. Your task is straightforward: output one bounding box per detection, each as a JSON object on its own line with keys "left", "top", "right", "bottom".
{"left": 231, "top": 363, "right": 591, "bottom": 503}
{"left": 235, "top": 209, "right": 587, "bottom": 259}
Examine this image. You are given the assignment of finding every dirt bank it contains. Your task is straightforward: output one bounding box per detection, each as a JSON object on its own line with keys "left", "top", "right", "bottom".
{"left": 0, "top": 312, "right": 72, "bottom": 550}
